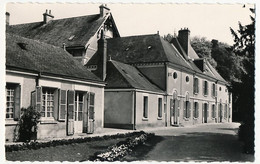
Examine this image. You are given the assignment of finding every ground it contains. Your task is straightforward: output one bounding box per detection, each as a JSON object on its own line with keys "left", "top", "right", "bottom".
{"left": 6, "top": 122, "right": 254, "bottom": 162}
{"left": 123, "top": 122, "right": 254, "bottom": 162}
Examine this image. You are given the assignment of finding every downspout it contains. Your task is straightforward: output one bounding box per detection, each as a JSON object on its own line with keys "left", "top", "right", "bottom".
{"left": 133, "top": 90, "right": 136, "bottom": 130}
{"left": 36, "top": 72, "right": 41, "bottom": 86}
{"left": 164, "top": 62, "right": 168, "bottom": 127}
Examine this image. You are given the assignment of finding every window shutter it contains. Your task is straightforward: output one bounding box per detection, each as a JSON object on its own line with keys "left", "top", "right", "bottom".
{"left": 59, "top": 89, "right": 67, "bottom": 121}
{"left": 36, "top": 86, "right": 42, "bottom": 112}
{"left": 83, "top": 92, "right": 88, "bottom": 133}
{"left": 215, "top": 105, "right": 217, "bottom": 118}
{"left": 88, "top": 92, "right": 95, "bottom": 134}
{"left": 188, "top": 102, "right": 191, "bottom": 118}
{"left": 67, "top": 90, "right": 75, "bottom": 135}
{"left": 196, "top": 103, "right": 199, "bottom": 118}
{"left": 31, "top": 91, "right": 36, "bottom": 108}
{"left": 177, "top": 100, "right": 180, "bottom": 117}
{"left": 14, "top": 85, "right": 21, "bottom": 121}
{"left": 193, "top": 79, "right": 196, "bottom": 94}
{"left": 170, "top": 99, "right": 173, "bottom": 117}
{"left": 53, "top": 89, "right": 59, "bottom": 120}
{"left": 183, "top": 101, "right": 186, "bottom": 118}
{"left": 203, "top": 81, "right": 205, "bottom": 95}
{"left": 207, "top": 104, "right": 209, "bottom": 117}
{"left": 193, "top": 102, "right": 196, "bottom": 117}
{"left": 211, "top": 84, "right": 213, "bottom": 97}
{"left": 212, "top": 105, "right": 214, "bottom": 118}
{"left": 197, "top": 79, "right": 200, "bottom": 94}
{"left": 202, "top": 103, "right": 204, "bottom": 120}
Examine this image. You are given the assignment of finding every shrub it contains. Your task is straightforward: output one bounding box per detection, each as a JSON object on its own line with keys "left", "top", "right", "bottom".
{"left": 16, "top": 106, "right": 41, "bottom": 142}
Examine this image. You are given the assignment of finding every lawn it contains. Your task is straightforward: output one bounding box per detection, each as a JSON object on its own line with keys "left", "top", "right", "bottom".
{"left": 6, "top": 137, "right": 126, "bottom": 161}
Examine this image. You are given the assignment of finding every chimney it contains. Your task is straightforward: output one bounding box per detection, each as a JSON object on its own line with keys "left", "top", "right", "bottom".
{"left": 178, "top": 28, "right": 190, "bottom": 55}
{"left": 97, "top": 30, "right": 107, "bottom": 81}
{"left": 6, "top": 12, "right": 10, "bottom": 25}
{"left": 43, "top": 9, "right": 54, "bottom": 24}
{"left": 99, "top": 4, "right": 110, "bottom": 17}
{"left": 211, "top": 39, "right": 219, "bottom": 48}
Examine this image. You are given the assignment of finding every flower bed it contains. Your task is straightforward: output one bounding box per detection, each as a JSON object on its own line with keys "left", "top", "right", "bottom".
{"left": 90, "top": 132, "right": 155, "bottom": 161}
{"left": 5, "top": 131, "right": 145, "bottom": 152}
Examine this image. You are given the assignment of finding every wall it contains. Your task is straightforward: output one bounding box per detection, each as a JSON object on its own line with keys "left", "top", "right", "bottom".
{"left": 104, "top": 91, "right": 134, "bottom": 129}
{"left": 5, "top": 72, "right": 104, "bottom": 141}
{"left": 135, "top": 91, "right": 165, "bottom": 129}
{"left": 5, "top": 72, "right": 36, "bottom": 142}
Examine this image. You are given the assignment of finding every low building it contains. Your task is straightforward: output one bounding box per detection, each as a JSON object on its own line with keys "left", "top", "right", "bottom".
{"left": 5, "top": 33, "right": 105, "bottom": 141}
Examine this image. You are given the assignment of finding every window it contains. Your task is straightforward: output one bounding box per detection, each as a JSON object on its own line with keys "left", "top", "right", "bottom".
{"left": 173, "top": 72, "right": 178, "bottom": 79}
{"left": 212, "top": 83, "right": 216, "bottom": 97}
{"left": 186, "top": 76, "right": 189, "bottom": 82}
{"left": 41, "top": 88, "right": 55, "bottom": 118}
{"left": 193, "top": 78, "right": 199, "bottom": 94}
{"left": 193, "top": 102, "right": 199, "bottom": 118}
{"left": 212, "top": 104, "right": 216, "bottom": 118}
{"left": 75, "top": 92, "right": 83, "bottom": 121}
{"left": 6, "top": 86, "right": 15, "bottom": 119}
{"left": 6, "top": 83, "right": 20, "bottom": 120}
{"left": 203, "top": 81, "right": 208, "bottom": 96}
{"left": 224, "top": 104, "right": 227, "bottom": 119}
{"left": 158, "top": 98, "right": 162, "bottom": 118}
{"left": 219, "top": 87, "right": 222, "bottom": 91}
{"left": 184, "top": 101, "right": 191, "bottom": 118}
{"left": 89, "top": 93, "right": 95, "bottom": 120}
{"left": 143, "top": 96, "right": 148, "bottom": 119}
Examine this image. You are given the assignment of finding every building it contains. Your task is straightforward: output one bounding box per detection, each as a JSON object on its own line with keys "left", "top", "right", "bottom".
{"left": 5, "top": 33, "right": 105, "bottom": 141}
{"left": 86, "top": 28, "right": 232, "bottom": 129}
{"left": 6, "top": 5, "right": 232, "bottom": 135}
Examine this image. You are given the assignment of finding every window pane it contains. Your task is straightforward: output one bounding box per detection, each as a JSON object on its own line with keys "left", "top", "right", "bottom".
{"left": 74, "top": 112, "right": 77, "bottom": 121}
{"left": 79, "top": 103, "right": 83, "bottom": 112}
{"left": 78, "top": 112, "right": 82, "bottom": 121}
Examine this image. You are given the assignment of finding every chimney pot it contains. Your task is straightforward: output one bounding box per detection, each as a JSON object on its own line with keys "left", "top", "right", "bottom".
{"left": 43, "top": 9, "right": 54, "bottom": 24}
{"left": 99, "top": 4, "right": 110, "bottom": 17}
{"left": 6, "top": 12, "right": 10, "bottom": 25}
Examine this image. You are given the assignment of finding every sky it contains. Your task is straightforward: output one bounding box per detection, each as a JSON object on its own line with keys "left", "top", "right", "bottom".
{"left": 6, "top": 3, "right": 255, "bottom": 45}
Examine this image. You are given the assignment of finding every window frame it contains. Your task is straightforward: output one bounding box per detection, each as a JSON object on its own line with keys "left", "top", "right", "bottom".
{"left": 193, "top": 77, "right": 199, "bottom": 94}
{"left": 203, "top": 80, "right": 208, "bottom": 96}
{"left": 143, "top": 96, "right": 149, "bottom": 119}
{"left": 193, "top": 102, "right": 199, "bottom": 119}
{"left": 158, "top": 97, "right": 163, "bottom": 119}
{"left": 41, "top": 87, "right": 56, "bottom": 119}
{"left": 6, "top": 85, "right": 15, "bottom": 119}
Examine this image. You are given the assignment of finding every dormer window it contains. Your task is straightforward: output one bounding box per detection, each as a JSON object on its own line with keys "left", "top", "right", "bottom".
{"left": 17, "top": 42, "right": 27, "bottom": 50}
{"left": 68, "top": 35, "right": 75, "bottom": 41}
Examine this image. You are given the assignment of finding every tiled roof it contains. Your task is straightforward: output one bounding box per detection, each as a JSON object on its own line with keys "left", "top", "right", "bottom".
{"left": 6, "top": 33, "right": 103, "bottom": 83}
{"left": 87, "top": 34, "right": 196, "bottom": 71}
{"left": 7, "top": 14, "right": 117, "bottom": 47}
{"left": 106, "top": 60, "right": 164, "bottom": 93}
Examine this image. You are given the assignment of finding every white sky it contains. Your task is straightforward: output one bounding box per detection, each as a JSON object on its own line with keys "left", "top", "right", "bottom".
{"left": 6, "top": 3, "right": 254, "bottom": 45}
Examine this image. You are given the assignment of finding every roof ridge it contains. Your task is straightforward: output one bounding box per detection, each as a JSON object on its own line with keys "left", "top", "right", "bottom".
{"left": 9, "top": 14, "right": 100, "bottom": 26}
{"left": 107, "top": 33, "right": 158, "bottom": 40}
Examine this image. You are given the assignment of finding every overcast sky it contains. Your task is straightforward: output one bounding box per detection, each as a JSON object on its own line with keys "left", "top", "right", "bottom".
{"left": 6, "top": 3, "right": 254, "bottom": 45}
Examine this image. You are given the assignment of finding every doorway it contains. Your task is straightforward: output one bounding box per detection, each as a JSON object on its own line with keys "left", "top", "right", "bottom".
{"left": 74, "top": 92, "right": 84, "bottom": 133}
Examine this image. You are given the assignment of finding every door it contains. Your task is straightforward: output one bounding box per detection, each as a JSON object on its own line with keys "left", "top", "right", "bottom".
{"left": 219, "top": 104, "right": 223, "bottom": 122}
{"left": 173, "top": 99, "right": 179, "bottom": 125}
{"left": 67, "top": 90, "right": 75, "bottom": 136}
{"left": 87, "top": 92, "right": 95, "bottom": 134}
{"left": 74, "top": 92, "right": 84, "bottom": 133}
{"left": 204, "top": 103, "right": 208, "bottom": 123}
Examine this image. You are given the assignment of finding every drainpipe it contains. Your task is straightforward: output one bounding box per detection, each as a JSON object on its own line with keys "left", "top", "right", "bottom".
{"left": 164, "top": 62, "right": 168, "bottom": 127}
{"left": 133, "top": 90, "right": 136, "bottom": 130}
{"left": 36, "top": 72, "right": 41, "bottom": 86}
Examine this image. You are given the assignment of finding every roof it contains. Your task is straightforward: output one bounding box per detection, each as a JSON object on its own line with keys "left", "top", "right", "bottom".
{"left": 87, "top": 34, "right": 196, "bottom": 71}
{"left": 6, "top": 33, "right": 103, "bottom": 83}
{"left": 7, "top": 13, "right": 119, "bottom": 47}
{"left": 106, "top": 60, "right": 164, "bottom": 93}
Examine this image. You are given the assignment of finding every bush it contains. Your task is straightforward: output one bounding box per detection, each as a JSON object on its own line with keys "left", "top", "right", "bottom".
{"left": 16, "top": 106, "right": 41, "bottom": 142}
{"left": 238, "top": 123, "right": 254, "bottom": 154}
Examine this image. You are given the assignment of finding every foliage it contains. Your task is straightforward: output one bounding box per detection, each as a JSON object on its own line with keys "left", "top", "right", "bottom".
{"left": 230, "top": 7, "right": 255, "bottom": 154}
{"left": 16, "top": 106, "right": 41, "bottom": 142}
{"left": 6, "top": 131, "right": 146, "bottom": 152}
{"left": 90, "top": 133, "right": 155, "bottom": 161}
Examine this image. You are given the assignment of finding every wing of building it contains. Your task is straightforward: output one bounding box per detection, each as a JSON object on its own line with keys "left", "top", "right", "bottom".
{"left": 5, "top": 5, "right": 232, "bottom": 142}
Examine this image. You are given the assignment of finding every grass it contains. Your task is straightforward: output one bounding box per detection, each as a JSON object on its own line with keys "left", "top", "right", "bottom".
{"left": 6, "top": 137, "right": 126, "bottom": 161}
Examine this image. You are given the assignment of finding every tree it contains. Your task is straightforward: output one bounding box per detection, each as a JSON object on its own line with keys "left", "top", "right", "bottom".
{"left": 230, "top": 7, "right": 255, "bottom": 154}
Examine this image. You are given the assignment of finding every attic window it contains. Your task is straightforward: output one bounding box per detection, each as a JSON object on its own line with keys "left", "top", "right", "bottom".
{"left": 17, "top": 42, "right": 27, "bottom": 50}
{"left": 138, "top": 73, "right": 144, "bottom": 77}
{"left": 122, "top": 69, "right": 128, "bottom": 74}
{"left": 68, "top": 35, "right": 75, "bottom": 41}
{"left": 125, "top": 48, "right": 129, "bottom": 51}
{"left": 147, "top": 46, "right": 152, "bottom": 50}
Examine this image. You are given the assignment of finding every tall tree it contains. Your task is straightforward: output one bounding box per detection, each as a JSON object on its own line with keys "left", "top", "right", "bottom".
{"left": 230, "top": 7, "right": 255, "bottom": 154}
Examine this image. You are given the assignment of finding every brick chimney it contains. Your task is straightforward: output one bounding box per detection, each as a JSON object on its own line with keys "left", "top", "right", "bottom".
{"left": 178, "top": 28, "right": 190, "bottom": 55}
{"left": 99, "top": 4, "right": 110, "bottom": 17}
{"left": 6, "top": 12, "right": 10, "bottom": 25}
{"left": 43, "top": 9, "right": 54, "bottom": 24}
{"left": 97, "top": 30, "right": 107, "bottom": 81}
